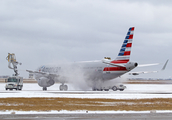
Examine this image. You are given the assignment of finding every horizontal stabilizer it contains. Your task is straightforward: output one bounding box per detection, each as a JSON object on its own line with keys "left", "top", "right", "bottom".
{"left": 102, "top": 59, "right": 125, "bottom": 67}
{"left": 129, "top": 60, "right": 169, "bottom": 75}
{"left": 138, "top": 63, "right": 159, "bottom": 67}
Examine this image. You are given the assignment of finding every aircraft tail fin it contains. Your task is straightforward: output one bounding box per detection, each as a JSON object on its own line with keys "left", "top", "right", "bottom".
{"left": 111, "top": 27, "right": 135, "bottom": 64}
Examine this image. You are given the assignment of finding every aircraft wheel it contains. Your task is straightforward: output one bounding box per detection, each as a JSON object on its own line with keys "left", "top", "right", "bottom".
{"left": 112, "top": 86, "right": 117, "bottom": 91}
{"left": 64, "top": 85, "right": 68, "bottom": 91}
{"left": 17, "top": 86, "right": 19, "bottom": 90}
{"left": 19, "top": 86, "right": 22, "bottom": 90}
{"left": 97, "top": 89, "right": 103, "bottom": 91}
{"left": 92, "top": 89, "right": 96, "bottom": 91}
{"left": 104, "top": 89, "right": 109, "bottom": 91}
{"left": 59, "top": 85, "right": 63, "bottom": 91}
{"left": 92, "top": 87, "right": 97, "bottom": 91}
{"left": 43, "top": 87, "right": 47, "bottom": 91}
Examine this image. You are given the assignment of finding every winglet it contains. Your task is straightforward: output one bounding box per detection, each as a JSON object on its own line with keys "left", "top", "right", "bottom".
{"left": 161, "top": 59, "right": 169, "bottom": 71}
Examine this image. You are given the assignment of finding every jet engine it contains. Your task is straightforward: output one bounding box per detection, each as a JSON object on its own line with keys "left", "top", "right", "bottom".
{"left": 37, "top": 77, "right": 55, "bottom": 88}
{"left": 125, "top": 62, "right": 138, "bottom": 71}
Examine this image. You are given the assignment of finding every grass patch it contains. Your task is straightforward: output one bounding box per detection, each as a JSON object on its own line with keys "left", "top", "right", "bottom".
{"left": 0, "top": 98, "right": 172, "bottom": 111}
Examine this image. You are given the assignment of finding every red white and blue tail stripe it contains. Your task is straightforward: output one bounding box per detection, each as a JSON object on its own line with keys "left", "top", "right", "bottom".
{"left": 113, "top": 27, "right": 135, "bottom": 63}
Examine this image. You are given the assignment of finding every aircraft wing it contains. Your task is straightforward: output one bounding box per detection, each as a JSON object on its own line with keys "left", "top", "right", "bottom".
{"left": 26, "top": 70, "right": 59, "bottom": 77}
{"left": 129, "top": 71, "right": 158, "bottom": 75}
{"left": 128, "top": 60, "right": 169, "bottom": 75}
{"left": 138, "top": 63, "right": 159, "bottom": 67}
{"left": 26, "top": 70, "right": 46, "bottom": 74}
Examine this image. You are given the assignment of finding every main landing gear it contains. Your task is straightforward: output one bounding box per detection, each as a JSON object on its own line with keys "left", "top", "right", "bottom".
{"left": 59, "top": 83, "right": 68, "bottom": 91}
{"left": 42, "top": 83, "right": 68, "bottom": 91}
{"left": 92, "top": 87, "right": 110, "bottom": 91}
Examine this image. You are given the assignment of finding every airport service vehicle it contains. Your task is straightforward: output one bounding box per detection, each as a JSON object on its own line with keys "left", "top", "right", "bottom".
{"left": 5, "top": 76, "right": 23, "bottom": 90}
{"left": 5, "top": 53, "right": 23, "bottom": 90}
{"left": 27, "top": 27, "right": 167, "bottom": 91}
{"left": 118, "top": 84, "right": 126, "bottom": 91}
{"left": 6, "top": 53, "right": 22, "bottom": 76}
{"left": 113, "top": 84, "right": 126, "bottom": 91}
{"left": 100, "top": 84, "right": 126, "bottom": 91}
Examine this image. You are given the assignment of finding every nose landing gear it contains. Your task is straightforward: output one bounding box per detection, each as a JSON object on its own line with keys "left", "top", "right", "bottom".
{"left": 43, "top": 87, "right": 47, "bottom": 91}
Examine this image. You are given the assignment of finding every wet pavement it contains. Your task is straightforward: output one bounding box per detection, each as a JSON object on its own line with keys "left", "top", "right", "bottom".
{"left": 1, "top": 113, "right": 172, "bottom": 120}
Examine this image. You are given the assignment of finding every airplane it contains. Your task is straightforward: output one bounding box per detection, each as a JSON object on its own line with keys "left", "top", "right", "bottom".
{"left": 26, "top": 27, "right": 167, "bottom": 91}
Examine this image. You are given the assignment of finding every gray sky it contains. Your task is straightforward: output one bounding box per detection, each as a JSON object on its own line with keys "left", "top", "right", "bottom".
{"left": 0, "top": 0, "right": 172, "bottom": 78}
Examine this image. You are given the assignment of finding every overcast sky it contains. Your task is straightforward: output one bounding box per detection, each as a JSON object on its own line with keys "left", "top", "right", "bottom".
{"left": 0, "top": 0, "right": 172, "bottom": 78}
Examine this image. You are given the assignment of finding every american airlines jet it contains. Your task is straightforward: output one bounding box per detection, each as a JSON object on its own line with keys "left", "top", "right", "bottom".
{"left": 26, "top": 27, "right": 167, "bottom": 91}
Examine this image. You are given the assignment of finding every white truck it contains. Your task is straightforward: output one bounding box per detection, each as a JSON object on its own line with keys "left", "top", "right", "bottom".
{"left": 102, "top": 84, "right": 126, "bottom": 91}
{"left": 5, "top": 76, "right": 23, "bottom": 90}
{"left": 92, "top": 84, "right": 126, "bottom": 91}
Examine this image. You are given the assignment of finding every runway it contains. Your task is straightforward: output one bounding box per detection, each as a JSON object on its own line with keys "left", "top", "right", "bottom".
{"left": 1, "top": 83, "right": 172, "bottom": 120}
{"left": 1, "top": 83, "right": 172, "bottom": 99}
{"left": 1, "top": 113, "right": 172, "bottom": 120}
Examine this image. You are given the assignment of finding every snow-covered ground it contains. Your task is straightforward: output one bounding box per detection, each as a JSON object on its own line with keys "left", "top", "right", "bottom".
{"left": 1, "top": 110, "right": 172, "bottom": 115}
{"left": 1, "top": 83, "right": 172, "bottom": 114}
{"left": 1, "top": 83, "right": 172, "bottom": 99}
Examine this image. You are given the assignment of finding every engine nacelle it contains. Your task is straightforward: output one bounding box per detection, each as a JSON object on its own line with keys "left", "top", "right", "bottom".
{"left": 129, "top": 73, "right": 139, "bottom": 75}
{"left": 37, "top": 77, "right": 55, "bottom": 88}
{"left": 125, "top": 62, "right": 138, "bottom": 71}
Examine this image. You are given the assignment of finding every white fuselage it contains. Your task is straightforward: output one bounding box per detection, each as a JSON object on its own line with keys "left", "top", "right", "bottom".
{"left": 35, "top": 60, "right": 137, "bottom": 84}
